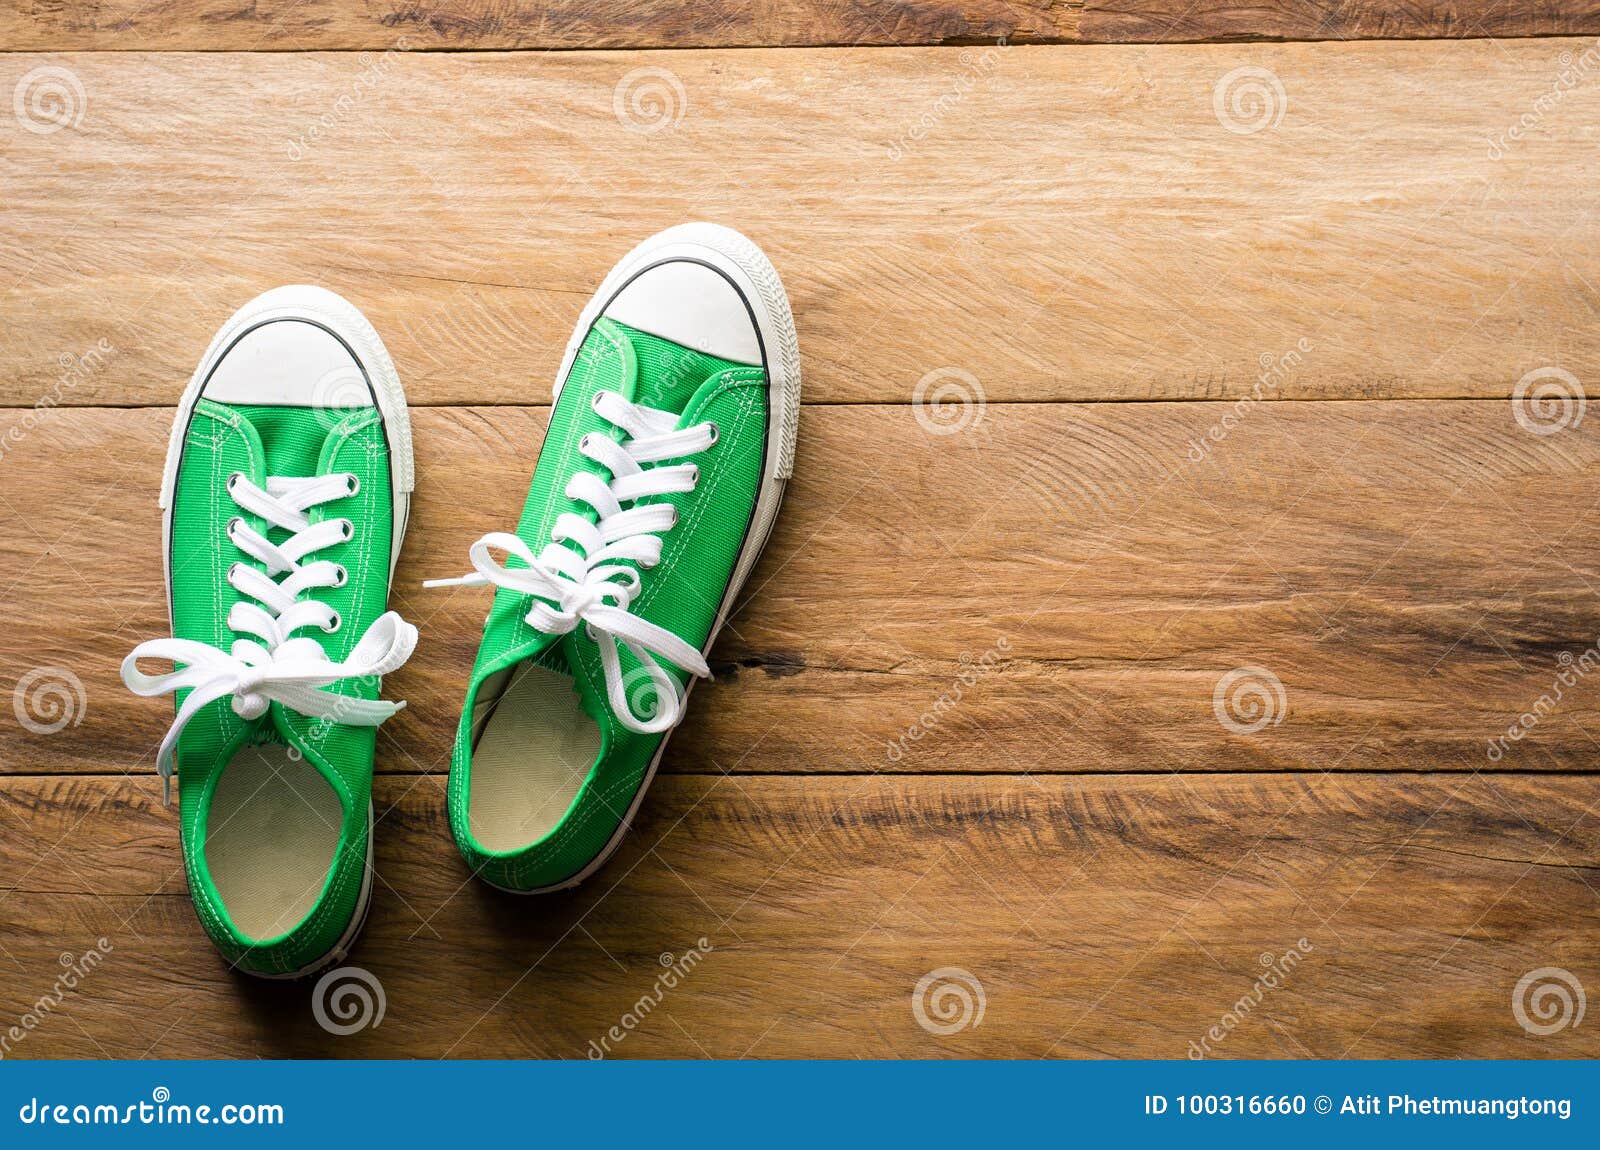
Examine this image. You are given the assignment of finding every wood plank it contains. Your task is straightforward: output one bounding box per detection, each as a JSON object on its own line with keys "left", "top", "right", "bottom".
{"left": 1088, "top": 1, "right": 1600, "bottom": 44}
{"left": 4, "top": 42, "right": 1596, "bottom": 406}
{"left": 4, "top": 0, "right": 1596, "bottom": 51}
{"left": 0, "top": 772, "right": 1593, "bottom": 1058}
{"left": 5, "top": 402, "right": 1600, "bottom": 779}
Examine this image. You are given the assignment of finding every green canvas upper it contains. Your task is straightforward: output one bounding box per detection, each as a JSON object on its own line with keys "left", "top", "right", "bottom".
{"left": 165, "top": 399, "right": 396, "bottom": 974}
{"left": 447, "top": 318, "right": 768, "bottom": 889}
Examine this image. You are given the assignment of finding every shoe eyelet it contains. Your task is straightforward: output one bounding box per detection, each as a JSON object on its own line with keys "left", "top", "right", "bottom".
{"left": 579, "top": 433, "right": 594, "bottom": 453}
{"left": 343, "top": 473, "right": 360, "bottom": 497}
{"left": 332, "top": 564, "right": 348, "bottom": 587}
{"left": 686, "top": 464, "right": 700, "bottom": 486}
{"left": 226, "top": 561, "right": 244, "bottom": 583}
{"left": 226, "top": 471, "right": 243, "bottom": 493}
{"left": 225, "top": 516, "right": 243, "bottom": 541}
{"left": 667, "top": 506, "right": 679, "bottom": 529}
{"left": 704, "top": 421, "right": 719, "bottom": 446}
{"left": 337, "top": 518, "right": 354, "bottom": 541}
{"left": 323, "top": 610, "right": 342, "bottom": 634}
{"left": 591, "top": 391, "right": 606, "bottom": 412}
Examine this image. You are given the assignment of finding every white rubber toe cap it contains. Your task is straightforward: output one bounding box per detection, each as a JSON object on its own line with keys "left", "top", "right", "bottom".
{"left": 601, "top": 260, "right": 762, "bottom": 366}
{"left": 200, "top": 318, "right": 373, "bottom": 408}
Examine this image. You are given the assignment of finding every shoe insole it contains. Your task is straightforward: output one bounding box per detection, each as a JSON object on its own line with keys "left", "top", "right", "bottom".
{"left": 468, "top": 661, "right": 601, "bottom": 854}
{"left": 204, "top": 744, "right": 342, "bottom": 942}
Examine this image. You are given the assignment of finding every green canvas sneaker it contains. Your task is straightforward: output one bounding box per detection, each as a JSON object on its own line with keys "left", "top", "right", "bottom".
{"left": 429, "top": 223, "right": 800, "bottom": 892}
{"left": 121, "top": 286, "right": 417, "bottom": 977}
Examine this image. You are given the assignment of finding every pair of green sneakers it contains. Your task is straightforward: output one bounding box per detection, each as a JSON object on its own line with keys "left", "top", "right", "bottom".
{"left": 121, "top": 225, "right": 800, "bottom": 977}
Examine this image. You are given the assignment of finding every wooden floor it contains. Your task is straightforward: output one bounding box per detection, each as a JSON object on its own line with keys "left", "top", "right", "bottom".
{"left": 3, "top": 3, "right": 1599, "bottom": 1058}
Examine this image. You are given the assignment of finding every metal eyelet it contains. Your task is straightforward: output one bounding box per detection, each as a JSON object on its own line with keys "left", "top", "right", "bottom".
{"left": 667, "top": 506, "right": 680, "bottom": 529}
{"left": 704, "top": 421, "right": 719, "bottom": 446}
{"left": 226, "top": 561, "right": 244, "bottom": 583}
{"left": 226, "top": 471, "right": 243, "bottom": 493}
{"left": 337, "top": 518, "right": 354, "bottom": 541}
{"left": 579, "top": 433, "right": 594, "bottom": 453}
{"left": 225, "top": 516, "right": 243, "bottom": 541}
{"left": 323, "top": 610, "right": 342, "bottom": 634}
{"left": 332, "top": 564, "right": 348, "bottom": 587}
{"left": 344, "top": 473, "right": 360, "bottom": 497}
{"left": 686, "top": 464, "right": 700, "bottom": 486}
{"left": 591, "top": 391, "right": 606, "bottom": 411}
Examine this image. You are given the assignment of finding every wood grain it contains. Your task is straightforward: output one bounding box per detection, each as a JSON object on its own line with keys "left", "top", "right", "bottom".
{"left": 0, "top": 772, "right": 1593, "bottom": 1058}
{"left": 5, "top": 401, "right": 1600, "bottom": 779}
{"left": 4, "top": 42, "right": 1597, "bottom": 407}
{"left": 4, "top": 0, "right": 1596, "bottom": 51}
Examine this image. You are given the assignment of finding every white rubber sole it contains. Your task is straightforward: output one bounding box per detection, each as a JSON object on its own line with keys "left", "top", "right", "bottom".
{"left": 487, "top": 224, "right": 800, "bottom": 895}
{"left": 158, "top": 286, "right": 409, "bottom": 978}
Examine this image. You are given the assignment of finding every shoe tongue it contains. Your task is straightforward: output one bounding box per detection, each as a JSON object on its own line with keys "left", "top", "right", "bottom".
{"left": 225, "top": 404, "right": 343, "bottom": 479}
{"left": 217, "top": 405, "right": 370, "bottom": 766}
{"left": 604, "top": 319, "right": 747, "bottom": 416}
{"left": 581, "top": 318, "right": 640, "bottom": 404}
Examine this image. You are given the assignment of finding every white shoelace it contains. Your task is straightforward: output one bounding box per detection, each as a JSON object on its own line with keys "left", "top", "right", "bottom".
{"left": 426, "top": 390, "right": 717, "bottom": 734}
{"left": 122, "top": 471, "right": 417, "bottom": 802}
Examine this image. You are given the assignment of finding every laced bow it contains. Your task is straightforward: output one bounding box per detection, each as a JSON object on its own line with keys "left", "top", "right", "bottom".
{"left": 122, "top": 472, "right": 416, "bottom": 801}
{"left": 426, "top": 390, "right": 717, "bottom": 734}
